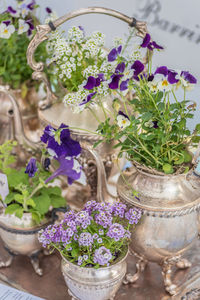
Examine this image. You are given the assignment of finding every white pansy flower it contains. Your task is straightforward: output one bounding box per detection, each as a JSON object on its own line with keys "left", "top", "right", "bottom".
{"left": 0, "top": 23, "right": 15, "bottom": 39}
{"left": 18, "top": 19, "right": 29, "bottom": 35}
{"left": 157, "top": 78, "right": 172, "bottom": 92}
{"left": 147, "top": 80, "right": 159, "bottom": 93}
{"left": 117, "top": 113, "right": 131, "bottom": 129}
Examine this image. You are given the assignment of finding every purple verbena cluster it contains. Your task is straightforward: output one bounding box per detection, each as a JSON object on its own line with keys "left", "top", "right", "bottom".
{"left": 39, "top": 200, "right": 142, "bottom": 268}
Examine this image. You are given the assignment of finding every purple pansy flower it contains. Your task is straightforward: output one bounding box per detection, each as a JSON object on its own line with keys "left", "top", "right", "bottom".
{"left": 41, "top": 123, "right": 81, "bottom": 158}
{"left": 140, "top": 33, "right": 163, "bottom": 51}
{"left": 45, "top": 155, "right": 81, "bottom": 185}
{"left": 115, "top": 62, "right": 125, "bottom": 73}
{"left": 107, "top": 45, "right": 122, "bottom": 62}
{"left": 79, "top": 92, "right": 96, "bottom": 106}
{"left": 84, "top": 74, "right": 104, "bottom": 90}
{"left": 26, "top": 19, "right": 34, "bottom": 30}
{"left": 3, "top": 20, "right": 11, "bottom": 26}
{"left": 155, "top": 66, "right": 179, "bottom": 84}
{"left": 120, "top": 79, "right": 129, "bottom": 91}
{"left": 25, "top": 158, "right": 38, "bottom": 177}
{"left": 131, "top": 60, "right": 145, "bottom": 77}
{"left": 181, "top": 71, "right": 197, "bottom": 84}
{"left": 108, "top": 74, "right": 123, "bottom": 89}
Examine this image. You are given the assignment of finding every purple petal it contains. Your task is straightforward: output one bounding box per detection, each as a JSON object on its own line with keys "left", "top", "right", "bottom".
{"left": 151, "top": 41, "right": 164, "bottom": 50}
{"left": 84, "top": 76, "right": 96, "bottom": 90}
{"left": 120, "top": 79, "right": 129, "bottom": 91}
{"left": 26, "top": 20, "right": 34, "bottom": 30}
{"left": 118, "top": 111, "right": 129, "bottom": 120}
{"left": 181, "top": 71, "right": 197, "bottom": 84}
{"left": 45, "top": 156, "right": 81, "bottom": 185}
{"left": 27, "top": 29, "right": 33, "bottom": 36}
{"left": 45, "top": 7, "right": 52, "bottom": 14}
{"left": 147, "top": 43, "right": 154, "bottom": 51}
{"left": 115, "top": 62, "right": 125, "bottom": 74}
{"left": 108, "top": 48, "right": 118, "bottom": 62}
{"left": 117, "top": 45, "right": 122, "bottom": 54}
{"left": 78, "top": 25, "right": 84, "bottom": 32}
{"left": 140, "top": 33, "right": 151, "bottom": 48}
{"left": 154, "top": 66, "right": 168, "bottom": 77}
{"left": 108, "top": 74, "right": 123, "bottom": 89}
{"left": 27, "top": 0, "right": 36, "bottom": 10}
{"left": 40, "top": 125, "right": 55, "bottom": 143}
{"left": 148, "top": 74, "right": 154, "bottom": 81}
{"left": 3, "top": 20, "right": 11, "bottom": 26}
{"left": 25, "top": 158, "right": 38, "bottom": 178}
{"left": 153, "top": 121, "right": 158, "bottom": 128}
{"left": 79, "top": 92, "right": 96, "bottom": 106}
{"left": 168, "top": 70, "right": 179, "bottom": 84}
{"left": 7, "top": 6, "right": 17, "bottom": 14}
{"left": 131, "top": 60, "right": 144, "bottom": 76}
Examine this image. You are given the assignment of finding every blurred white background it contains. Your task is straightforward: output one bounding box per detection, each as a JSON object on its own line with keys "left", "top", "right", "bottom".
{"left": 1, "top": 0, "right": 200, "bottom": 128}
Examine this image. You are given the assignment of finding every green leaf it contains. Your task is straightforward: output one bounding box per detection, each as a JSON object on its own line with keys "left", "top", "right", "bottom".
{"left": 162, "top": 164, "right": 174, "bottom": 174}
{"left": 33, "top": 194, "right": 51, "bottom": 214}
{"left": 182, "top": 150, "right": 192, "bottom": 163}
{"left": 26, "top": 198, "right": 36, "bottom": 208}
{"left": 47, "top": 186, "right": 62, "bottom": 196}
{"left": 93, "top": 140, "right": 103, "bottom": 148}
{"left": 5, "top": 204, "right": 21, "bottom": 215}
{"left": 15, "top": 208, "right": 23, "bottom": 219}
{"left": 0, "top": 67, "right": 5, "bottom": 75}
{"left": 50, "top": 195, "right": 66, "bottom": 208}
{"left": 31, "top": 211, "right": 41, "bottom": 224}
{"left": 71, "top": 248, "right": 79, "bottom": 258}
{"left": 195, "top": 123, "right": 200, "bottom": 133}
{"left": 7, "top": 169, "right": 27, "bottom": 188}
{"left": 174, "top": 156, "right": 184, "bottom": 165}
{"left": 4, "top": 193, "right": 14, "bottom": 204}
{"left": 14, "top": 193, "right": 24, "bottom": 204}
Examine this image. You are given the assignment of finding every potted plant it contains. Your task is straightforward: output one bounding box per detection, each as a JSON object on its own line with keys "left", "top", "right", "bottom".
{"left": 39, "top": 200, "right": 141, "bottom": 300}
{"left": 84, "top": 33, "right": 200, "bottom": 295}
{"left": 0, "top": 0, "right": 53, "bottom": 138}
{"left": 0, "top": 123, "right": 84, "bottom": 275}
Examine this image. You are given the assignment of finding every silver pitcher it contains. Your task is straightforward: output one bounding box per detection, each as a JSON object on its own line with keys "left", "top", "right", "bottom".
{"left": 0, "top": 211, "right": 52, "bottom": 275}
{"left": 117, "top": 167, "right": 200, "bottom": 296}
{"left": 61, "top": 250, "right": 128, "bottom": 300}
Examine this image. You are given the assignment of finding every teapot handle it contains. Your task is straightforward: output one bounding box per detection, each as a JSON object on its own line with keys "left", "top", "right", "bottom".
{"left": 27, "top": 6, "right": 148, "bottom": 109}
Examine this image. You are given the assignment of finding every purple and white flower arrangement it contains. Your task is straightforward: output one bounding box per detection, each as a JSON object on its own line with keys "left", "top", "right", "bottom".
{"left": 0, "top": 0, "right": 52, "bottom": 89}
{"left": 39, "top": 200, "right": 141, "bottom": 268}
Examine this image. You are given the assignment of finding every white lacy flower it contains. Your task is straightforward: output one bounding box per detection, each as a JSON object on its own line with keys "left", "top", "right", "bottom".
{"left": 0, "top": 23, "right": 15, "bottom": 39}
{"left": 68, "top": 26, "right": 84, "bottom": 43}
{"left": 18, "top": 19, "right": 29, "bottom": 35}
{"left": 113, "top": 37, "right": 123, "bottom": 47}
{"left": 91, "top": 31, "right": 105, "bottom": 46}
{"left": 117, "top": 114, "right": 131, "bottom": 129}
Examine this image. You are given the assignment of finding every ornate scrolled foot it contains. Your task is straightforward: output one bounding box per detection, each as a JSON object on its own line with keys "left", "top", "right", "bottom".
{"left": 123, "top": 250, "right": 147, "bottom": 285}
{"left": 176, "top": 258, "right": 191, "bottom": 269}
{"left": 30, "top": 252, "right": 43, "bottom": 276}
{"left": 0, "top": 255, "right": 13, "bottom": 268}
{"left": 161, "top": 256, "right": 180, "bottom": 296}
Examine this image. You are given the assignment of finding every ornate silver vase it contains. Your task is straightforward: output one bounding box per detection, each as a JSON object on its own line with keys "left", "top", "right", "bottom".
{"left": 0, "top": 211, "right": 52, "bottom": 275}
{"left": 61, "top": 250, "right": 128, "bottom": 300}
{"left": 117, "top": 167, "right": 200, "bottom": 295}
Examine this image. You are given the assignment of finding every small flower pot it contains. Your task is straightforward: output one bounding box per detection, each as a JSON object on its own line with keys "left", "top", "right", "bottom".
{"left": 0, "top": 211, "right": 52, "bottom": 275}
{"left": 61, "top": 250, "right": 128, "bottom": 300}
